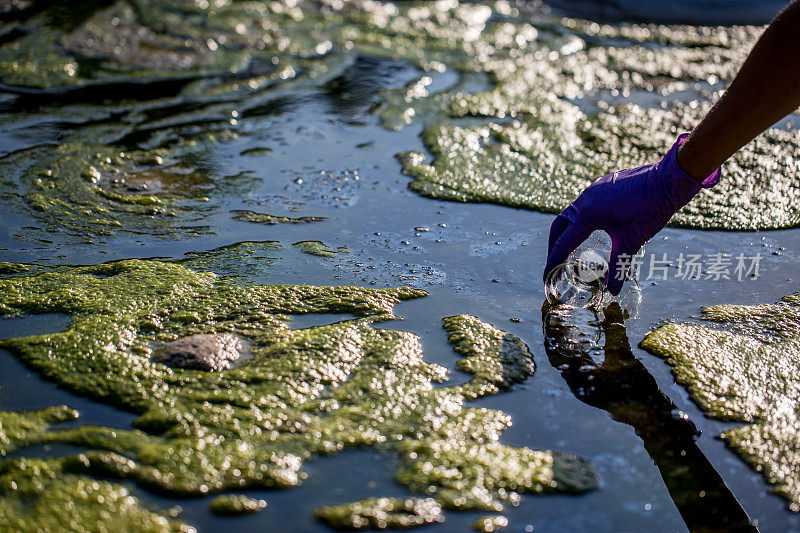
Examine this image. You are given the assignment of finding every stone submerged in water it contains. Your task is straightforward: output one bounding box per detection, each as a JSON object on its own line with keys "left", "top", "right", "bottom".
{"left": 152, "top": 333, "right": 245, "bottom": 371}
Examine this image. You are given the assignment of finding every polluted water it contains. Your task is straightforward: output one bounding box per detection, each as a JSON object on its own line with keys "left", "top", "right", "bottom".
{"left": 0, "top": 0, "right": 798, "bottom": 531}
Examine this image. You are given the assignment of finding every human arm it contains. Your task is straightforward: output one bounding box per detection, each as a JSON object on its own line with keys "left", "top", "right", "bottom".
{"left": 544, "top": 0, "right": 800, "bottom": 294}
{"left": 678, "top": 0, "right": 800, "bottom": 179}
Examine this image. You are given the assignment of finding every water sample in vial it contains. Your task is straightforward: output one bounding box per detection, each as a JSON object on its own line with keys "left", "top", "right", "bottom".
{"left": 544, "top": 230, "right": 643, "bottom": 317}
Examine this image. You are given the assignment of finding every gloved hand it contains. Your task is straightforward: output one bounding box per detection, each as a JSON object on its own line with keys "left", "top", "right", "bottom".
{"left": 544, "top": 134, "right": 720, "bottom": 295}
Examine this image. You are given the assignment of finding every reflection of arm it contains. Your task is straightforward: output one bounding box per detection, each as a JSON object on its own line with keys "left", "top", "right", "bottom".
{"left": 541, "top": 303, "right": 756, "bottom": 532}
{"left": 678, "top": 0, "right": 800, "bottom": 180}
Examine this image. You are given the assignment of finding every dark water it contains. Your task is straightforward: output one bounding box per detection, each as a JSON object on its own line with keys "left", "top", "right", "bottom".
{"left": 0, "top": 11, "right": 799, "bottom": 533}
{"left": 540, "top": 0, "right": 787, "bottom": 25}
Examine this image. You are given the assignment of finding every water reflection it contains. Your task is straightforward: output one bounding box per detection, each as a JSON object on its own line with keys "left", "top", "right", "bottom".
{"left": 542, "top": 301, "right": 758, "bottom": 533}
{"left": 324, "top": 55, "right": 415, "bottom": 119}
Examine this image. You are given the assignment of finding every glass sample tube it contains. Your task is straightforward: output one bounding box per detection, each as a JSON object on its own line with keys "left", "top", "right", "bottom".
{"left": 544, "top": 230, "right": 642, "bottom": 317}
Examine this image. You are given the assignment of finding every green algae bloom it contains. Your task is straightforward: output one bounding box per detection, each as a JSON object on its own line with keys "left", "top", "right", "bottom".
{"left": 0, "top": 259, "right": 594, "bottom": 528}
{"left": 0, "top": 141, "right": 221, "bottom": 240}
{"left": 209, "top": 494, "right": 267, "bottom": 515}
{"left": 472, "top": 515, "right": 508, "bottom": 533}
{"left": 180, "top": 241, "right": 282, "bottom": 280}
{"left": 315, "top": 497, "right": 444, "bottom": 530}
{"left": 0, "top": 409, "right": 191, "bottom": 532}
{"left": 293, "top": 240, "right": 349, "bottom": 258}
{"left": 399, "top": 104, "right": 799, "bottom": 230}
{"left": 375, "top": 72, "right": 488, "bottom": 131}
{"left": 231, "top": 210, "right": 327, "bottom": 225}
{"left": 1, "top": 0, "right": 797, "bottom": 239}
{"left": 395, "top": 315, "right": 593, "bottom": 513}
{"left": 641, "top": 292, "right": 800, "bottom": 511}
{"left": 397, "top": 437, "right": 595, "bottom": 511}
{"left": 443, "top": 314, "right": 535, "bottom": 400}
{"left": 376, "top": 3, "right": 798, "bottom": 230}
{"left": 0, "top": 406, "right": 78, "bottom": 457}
{"left": 0, "top": 263, "right": 28, "bottom": 275}
{"left": 0, "top": 456, "right": 192, "bottom": 533}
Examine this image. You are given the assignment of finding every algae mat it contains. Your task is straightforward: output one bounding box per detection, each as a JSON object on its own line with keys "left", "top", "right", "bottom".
{"left": 0, "top": 260, "right": 596, "bottom": 529}
{"left": 0, "top": 0, "right": 798, "bottom": 238}
{"left": 641, "top": 292, "right": 800, "bottom": 512}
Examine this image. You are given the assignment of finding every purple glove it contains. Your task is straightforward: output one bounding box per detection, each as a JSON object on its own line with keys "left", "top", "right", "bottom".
{"left": 544, "top": 134, "right": 720, "bottom": 295}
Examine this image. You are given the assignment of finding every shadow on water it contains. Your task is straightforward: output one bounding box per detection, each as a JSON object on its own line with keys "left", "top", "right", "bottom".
{"left": 324, "top": 55, "right": 418, "bottom": 119}
{"left": 542, "top": 301, "right": 758, "bottom": 533}
{"left": 0, "top": 0, "right": 114, "bottom": 28}
{"left": 539, "top": 0, "right": 786, "bottom": 25}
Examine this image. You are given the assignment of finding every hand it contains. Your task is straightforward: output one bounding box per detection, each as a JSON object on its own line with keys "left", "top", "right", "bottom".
{"left": 543, "top": 134, "right": 720, "bottom": 295}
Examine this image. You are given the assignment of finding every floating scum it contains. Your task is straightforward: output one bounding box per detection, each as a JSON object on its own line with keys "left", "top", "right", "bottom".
{"left": 0, "top": 0, "right": 798, "bottom": 240}
{"left": 0, "top": 0, "right": 798, "bottom": 525}
{"left": 642, "top": 293, "right": 800, "bottom": 512}
{"left": 0, "top": 259, "right": 596, "bottom": 529}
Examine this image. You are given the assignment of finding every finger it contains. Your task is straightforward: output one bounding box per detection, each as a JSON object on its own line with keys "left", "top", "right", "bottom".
{"left": 605, "top": 236, "right": 642, "bottom": 296}
{"left": 543, "top": 220, "right": 593, "bottom": 282}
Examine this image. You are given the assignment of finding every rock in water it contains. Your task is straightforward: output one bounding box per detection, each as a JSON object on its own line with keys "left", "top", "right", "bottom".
{"left": 152, "top": 334, "right": 245, "bottom": 371}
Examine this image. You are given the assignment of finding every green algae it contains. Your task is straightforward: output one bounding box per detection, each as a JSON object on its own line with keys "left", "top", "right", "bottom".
{"left": 1, "top": 459, "right": 191, "bottom": 532}
{"left": 583, "top": 101, "right": 800, "bottom": 229}
{"left": 315, "top": 497, "right": 444, "bottom": 530}
{"left": 0, "top": 260, "right": 594, "bottom": 527}
{"left": 293, "top": 240, "right": 349, "bottom": 258}
{"left": 0, "top": 417, "right": 190, "bottom": 532}
{"left": 375, "top": 72, "right": 488, "bottom": 131}
{"left": 0, "top": 0, "right": 318, "bottom": 90}
{"left": 442, "top": 314, "right": 534, "bottom": 400}
{"left": 641, "top": 292, "right": 800, "bottom": 510}
{"left": 397, "top": 437, "right": 595, "bottom": 512}
{"left": 209, "top": 494, "right": 267, "bottom": 515}
{"left": 392, "top": 315, "right": 592, "bottom": 514}
{"left": 377, "top": 3, "right": 780, "bottom": 230}
{"left": 0, "top": 31, "right": 79, "bottom": 89}
{"left": 472, "top": 515, "right": 508, "bottom": 533}
{"left": 398, "top": 119, "right": 591, "bottom": 214}
{"left": 0, "top": 141, "right": 221, "bottom": 240}
{"left": 2, "top": 0, "right": 795, "bottom": 237}
{"left": 0, "top": 262, "right": 28, "bottom": 276}
{"left": 180, "top": 241, "right": 282, "bottom": 280}
{"left": 400, "top": 101, "right": 800, "bottom": 230}
{"left": 231, "top": 210, "right": 327, "bottom": 225}
{"left": 367, "top": 1, "right": 796, "bottom": 230}
{"left": 0, "top": 457, "right": 191, "bottom": 532}
{"left": 0, "top": 406, "right": 77, "bottom": 456}
{"left": 559, "top": 18, "right": 762, "bottom": 48}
